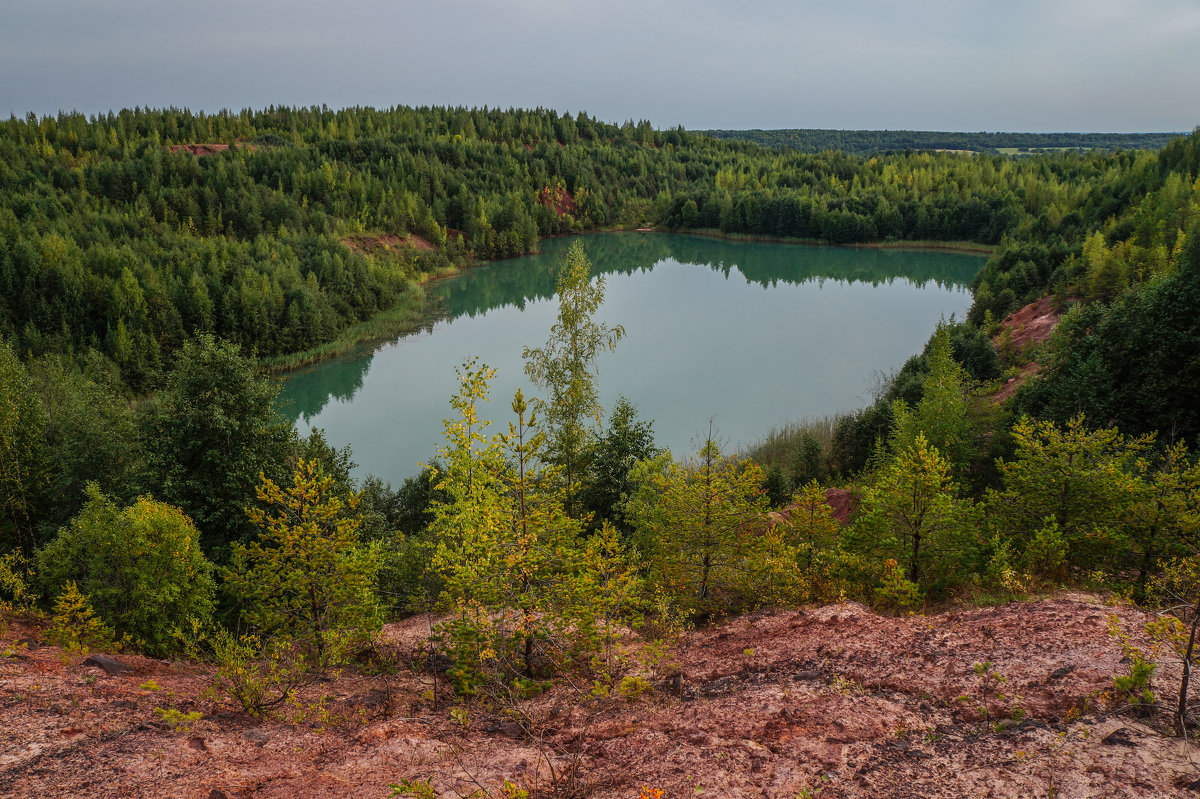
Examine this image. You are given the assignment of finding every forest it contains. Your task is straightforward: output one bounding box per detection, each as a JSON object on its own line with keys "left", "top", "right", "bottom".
{"left": 2, "top": 105, "right": 1200, "bottom": 733}
{"left": 702, "top": 128, "right": 1182, "bottom": 156}
{"left": 7, "top": 106, "right": 1193, "bottom": 387}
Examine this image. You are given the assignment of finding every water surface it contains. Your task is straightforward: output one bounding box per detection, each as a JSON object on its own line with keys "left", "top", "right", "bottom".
{"left": 280, "top": 233, "right": 983, "bottom": 483}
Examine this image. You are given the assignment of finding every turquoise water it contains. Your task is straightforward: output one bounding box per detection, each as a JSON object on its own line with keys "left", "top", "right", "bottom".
{"left": 279, "top": 233, "right": 983, "bottom": 483}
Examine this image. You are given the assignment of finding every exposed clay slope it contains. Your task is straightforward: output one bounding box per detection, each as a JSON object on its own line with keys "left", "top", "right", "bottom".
{"left": 539, "top": 185, "right": 577, "bottom": 218}
{"left": 991, "top": 297, "right": 1064, "bottom": 403}
{"left": 2, "top": 597, "right": 1195, "bottom": 798}
{"left": 343, "top": 233, "right": 437, "bottom": 255}
{"left": 167, "top": 143, "right": 261, "bottom": 156}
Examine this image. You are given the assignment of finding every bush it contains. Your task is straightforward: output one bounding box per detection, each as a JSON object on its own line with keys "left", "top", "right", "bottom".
{"left": 209, "top": 628, "right": 311, "bottom": 718}
{"left": 45, "top": 581, "right": 122, "bottom": 655}
{"left": 226, "top": 459, "right": 381, "bottom": 668}
{"left": 36, "top": 485, "right": 216, "bottom": 656}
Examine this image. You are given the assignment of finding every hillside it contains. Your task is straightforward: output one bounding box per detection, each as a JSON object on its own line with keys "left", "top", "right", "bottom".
{"left": 3, "top": 597, "right": 1194, "bottom": 799}
{"left": 4, "top": 108, "right": 1200, "bottom": 799}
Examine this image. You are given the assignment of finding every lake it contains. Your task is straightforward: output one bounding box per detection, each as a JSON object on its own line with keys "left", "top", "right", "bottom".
{"left": 279, "top": 233, "right": 984, "bottom": 484}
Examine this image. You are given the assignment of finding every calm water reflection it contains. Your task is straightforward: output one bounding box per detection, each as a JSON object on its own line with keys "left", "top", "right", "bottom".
{"left": 279, "top": 233, "right": 983, "bottom": 483}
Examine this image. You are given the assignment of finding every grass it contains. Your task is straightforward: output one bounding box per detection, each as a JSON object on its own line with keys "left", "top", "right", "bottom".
{"left": 740, "top": 416, "right": 838, "bottom": 471}
{"left": 259, "top": 283, "right": 432, "bottom": 373}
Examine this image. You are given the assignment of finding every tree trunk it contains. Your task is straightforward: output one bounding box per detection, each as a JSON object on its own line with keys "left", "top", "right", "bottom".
{"left": 1175, "top": 592, "right": 1200, "bottom": 736}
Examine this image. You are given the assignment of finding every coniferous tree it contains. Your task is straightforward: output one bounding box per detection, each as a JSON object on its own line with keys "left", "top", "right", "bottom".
{"left": 523, "top": 241, "right": 625, "bottom": 517}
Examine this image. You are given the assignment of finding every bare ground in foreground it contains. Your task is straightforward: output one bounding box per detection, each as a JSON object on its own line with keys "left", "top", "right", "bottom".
{"left": 2, "top": 596, "right": 1196, "bottom": 798}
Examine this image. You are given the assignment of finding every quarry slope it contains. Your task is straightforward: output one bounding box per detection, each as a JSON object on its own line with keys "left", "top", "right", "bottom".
{"left": 2, "top": 596, "right": 1194, "bottom": 798}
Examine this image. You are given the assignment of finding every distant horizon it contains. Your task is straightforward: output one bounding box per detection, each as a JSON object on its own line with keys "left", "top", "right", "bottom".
{"left": 3, "top": 104, "right": 1190, "bottom": 137}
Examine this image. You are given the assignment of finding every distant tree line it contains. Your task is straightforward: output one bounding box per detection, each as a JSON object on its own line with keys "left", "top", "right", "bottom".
{"left": 701, "top": 128, "right": 1184, "bottom": 156}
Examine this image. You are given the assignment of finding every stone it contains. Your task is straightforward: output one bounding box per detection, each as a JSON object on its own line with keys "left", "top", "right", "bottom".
{"left": 1101, "top": 727, "right": 1138, "bottom": 747}
{"left": 82, "top": 653, "right": 134, "bottom": 676}
{"left": 244, "top": 729, "right": 269, "bottom": 747}
{"left": 485, "top": 720, "right": 525, "bottom": 739}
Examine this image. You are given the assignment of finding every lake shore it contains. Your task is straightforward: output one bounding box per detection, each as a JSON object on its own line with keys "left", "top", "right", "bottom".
{"left": 266, "top": 228, "right": 991, "bottom": 375}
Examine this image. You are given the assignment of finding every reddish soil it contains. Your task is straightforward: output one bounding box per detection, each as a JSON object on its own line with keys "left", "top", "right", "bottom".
{"left": 769, "top": 489, "right": 858, "bottom": 528}
{"left": 167, "top": 143, "right": 259, "bottom": 156}
{"left": 3, "top": 597, "right": 1195, "bottom": 798}
{"left": 823, "top": 488, "right": 858, "bottom": 526}
{"left": 987, "top": 297, "right": 1065, "bottom": 403}
{"left": 343, "top": 233, "right": 436, "bottom": 255}
{"left": 539, "top": 186, "right": 577, "bottom": 218}
{"left": 995, "top": 297, "right": 1062, "bottom": 355}
{"left": 991, "top": 362, "right": 1043, "bottom": 404}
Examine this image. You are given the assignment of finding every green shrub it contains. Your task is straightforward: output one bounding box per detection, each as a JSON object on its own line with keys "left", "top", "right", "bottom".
{"left": 45, "top": 581, "right": 121, "bottom": 655}
{"left": 1113, "top": 653, "right": 1157, "bottom": 707}
{"left": 36, "top": 484, "right": 217, "bottom": 657}
{"left": 617, "top": 675, "right": 655, "bottom": 700}
{"left": 209, "top": 628, "right": 311, "bottom": 718}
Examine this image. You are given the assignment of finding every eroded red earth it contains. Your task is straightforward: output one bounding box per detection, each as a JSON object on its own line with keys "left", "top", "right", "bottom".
{"left": 2, "top": 597, "right": 1195, "bottom": 798}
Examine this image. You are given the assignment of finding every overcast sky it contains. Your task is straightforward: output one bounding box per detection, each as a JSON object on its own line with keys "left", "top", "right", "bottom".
{"left": 2, "top": 0, "right": 1197, "bottom": 132}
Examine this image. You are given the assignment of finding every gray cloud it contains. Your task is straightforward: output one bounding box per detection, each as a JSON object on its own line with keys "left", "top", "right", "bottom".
{"left": 1, "top": 0, "right": 1195, "bottom": 131}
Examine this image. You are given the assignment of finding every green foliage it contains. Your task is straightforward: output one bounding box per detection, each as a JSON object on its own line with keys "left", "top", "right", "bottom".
{"left": 226, "top": 458, "right": 381, "bottom": 668}
{"left": 889, "top": 325, "right": 978, "bottom": 480}
{"left": 26, "top": 354, "right": 142, "bottom": 539}
{"left": 617, "top": 675, "right": 655, "bottom": 700}
{"left": 523, "top": 241, "right": 625, "bottom": 516}
{"left": 154, "top": 707, "right": 203, "bottom": 733}
{"left": 1112, "top": 654, "right": 1157, "bottom": 707}
{"left": 0, "top": 551, "right": 37, "bottom": 631}
{"left": 743, "top": 417, "right": 834, "bottom": 494}
{"left": 848, "top": 435, "right": 980, "bottom": 591}
{"left": 209, "top": 628, "right": 311, "bottom": 718}
{"left": 45, "top": 581, "right": 120, "bottom": 655}
{"left": 1128, "top": 443, "right": 1200, "bottom": 601}
{"left": 874, "top": 559, "right": 923, "bottom": 613}
{"left": 572, "top": 522, "right": 646, "bottom": 672}
{"left": 579, "top": 396, "right": 659, "bottom": 534}
{"left": 140, "top": 334, "right": 293, "bottom": 558}
{"left": 429, "top": 366, "right": 648, "bottom": 692}
{"left": 35, "top": 485, "right": 216, "bottom": 657}
{"left": 986, "top": 415, "right": 1149, "bottom": 580}
{"left": 0, "top": 337, "right": 46, "bottom": 555}
{"left": 741, "top": 482, "right": 852, "bottom": 607}
{"left": 703, "top": 128, "right": 1177, "bottom": 156}
{"left": 1016, "top": 223, "right": 1200, "bottom": 444}
{"left": 431, "top": 371, "right": 588, "bottom": 684}
{"left": 961, "top": 660, "right": 1024, "bottom": 732}
{"left": 627, "top": 437, "right": 769, "bottom": 618}
{"left": 389, "top": 779, "right": 438, "bottom": 799}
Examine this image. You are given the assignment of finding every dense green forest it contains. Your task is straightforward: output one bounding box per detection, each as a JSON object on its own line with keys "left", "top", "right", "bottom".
{"left": 8, "top": 106, "right": 1193, "bottom": 389}
{"left": 702, "top": 128, "right": 1183, "bottom": 156}
{"left": 2, "top": 106, "right": 1200, "bottom": 722}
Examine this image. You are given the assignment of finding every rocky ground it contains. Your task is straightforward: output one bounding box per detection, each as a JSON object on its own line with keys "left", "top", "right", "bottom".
{"left": 2, "top": 596, "right": 1197, "bottom": 798}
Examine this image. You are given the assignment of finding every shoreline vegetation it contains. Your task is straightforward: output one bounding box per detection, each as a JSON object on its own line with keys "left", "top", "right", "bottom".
{"left": 266, "top": 229, "right": 993, "bottom": 375}
{"left": 662, "top": 227, "right": 998, "bottom": 255}
{"left": 260, "top": 283, "right": 431, "bottom": 374}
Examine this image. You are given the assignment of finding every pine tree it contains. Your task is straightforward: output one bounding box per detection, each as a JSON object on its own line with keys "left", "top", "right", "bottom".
{"left": 226, "top": 459, "right": 380, "bottom": 667}
{"left": 850, "top": 434, "right": 980, "bottom": 590}
{"left": 628, "top": 436, "right": 768, "bottom": 618}
{"left": 430, "top": 366, "right": 585, "bottom": 684}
